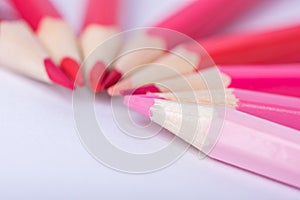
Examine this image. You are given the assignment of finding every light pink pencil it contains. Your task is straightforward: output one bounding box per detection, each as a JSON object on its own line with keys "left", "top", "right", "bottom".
{"left": 124, "top": 96, "right": 300, "bottom": 189}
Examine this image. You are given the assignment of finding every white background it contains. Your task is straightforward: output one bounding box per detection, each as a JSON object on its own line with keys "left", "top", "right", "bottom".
{"left": 1, "top": 0, "right": 300, "bottom": 199}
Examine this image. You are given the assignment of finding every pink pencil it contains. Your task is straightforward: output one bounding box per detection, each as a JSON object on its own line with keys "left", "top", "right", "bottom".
{"left": 221, "top": 65, "right": 300, "bottom": 97}
{"left": 124, "top": 96, "right": 300, "bottom": 189}
{"left": 80, "top": 0, "right": 120, "bottom": 92}
{"left": 116, "top": 64, "right": 300, "bottom": 97}
{"left": 127, "top": 88, "right": 300, "bottom": 131}
{"left": 102, "top": 0, "right": 259, "bottom": 89}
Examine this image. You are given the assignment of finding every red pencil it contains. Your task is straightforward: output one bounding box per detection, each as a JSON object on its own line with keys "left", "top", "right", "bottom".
{"left": 109, "top": 24, "right": 300, "bottom": 95}
{"left": 200, "top": 24, "right": 300, "bottom": 65}
{"left": 9, "top": 0, "right": 84, "bottom": 86}
{"left": 0, "top": 18, "right": 73, "bottom": 89}
{"left": 79, "top": 0, "right": 120, "bottom": 92}
{"left": 102, "top": 0, "right": 259, "bottom": 89}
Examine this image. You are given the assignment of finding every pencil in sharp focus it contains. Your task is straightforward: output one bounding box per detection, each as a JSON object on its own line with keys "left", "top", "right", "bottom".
{"left": 124, "top": 96, "right": 300, "bottom": 189}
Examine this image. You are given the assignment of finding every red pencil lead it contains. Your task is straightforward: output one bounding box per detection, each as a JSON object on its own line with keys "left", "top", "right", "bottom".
{"left": 60, "top": 57, "right": 85, "bottom": 87}
{"left": 101, "top": 69, "right": 122, "bottom": 89}
{"left": 89, "top": 62, "right": 109, "bottom": 92}
{"left": 44, "top": 59, "right": 74, "bottom": 90}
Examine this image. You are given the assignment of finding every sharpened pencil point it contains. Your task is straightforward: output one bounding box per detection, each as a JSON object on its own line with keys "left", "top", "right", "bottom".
{"left": 89, "top": 61, "right": 108, "bottom": 92}
{"left": 101, "top": 68, "right": 122, "bottom": 89}
{"left": 44, "top": 58, "right": 74, "bottom": 90}
{"left": 120, "top": 84, "right": 161, "bottom": 95}
{"left": 60, "top": 57, "right": 85, "bottom": 87}
{"left": 123, "top": 95, "right": 155, "bottom": 117}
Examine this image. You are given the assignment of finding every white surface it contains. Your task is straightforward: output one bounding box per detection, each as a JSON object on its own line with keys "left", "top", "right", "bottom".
{"left": 1, "top": 0, "right": 300, "bottom": 199}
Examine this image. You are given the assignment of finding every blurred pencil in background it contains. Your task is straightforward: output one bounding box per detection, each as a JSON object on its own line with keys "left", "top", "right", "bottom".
{"left": 111, "top": 64, "right": 300, "bottom": 97}
{"left": 201, "top": 24, "right": 300, "bottom": 65}
{"left": 0, "top": 15, "right": 74, "bottom": 90}
{"left": 102, "top": 0, "right": 260, "bottom": 89}
{"left": 9, "top": 0, "right": 84, "bottom": 87}
{"left": 79, "top": 0, "right": 121, "bottom": 92}
{"left": 109, "top": 68, "right": 231, "bottom": 96}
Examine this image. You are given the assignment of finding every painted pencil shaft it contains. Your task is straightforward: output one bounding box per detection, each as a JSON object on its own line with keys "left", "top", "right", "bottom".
{"left": 221, "top": 64, "right": 300, "bottom": 97}
{"left": 200, "top": 24, "right": 300, "bottom": 64}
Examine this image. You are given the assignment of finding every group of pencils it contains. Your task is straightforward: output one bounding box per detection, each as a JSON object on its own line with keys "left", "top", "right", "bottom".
{"left": 1, "top": 0, "right": 300, "bottom": 190}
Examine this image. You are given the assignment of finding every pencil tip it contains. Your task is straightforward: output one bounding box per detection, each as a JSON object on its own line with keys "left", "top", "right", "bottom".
{"left": 44, "top": 58, "right": 75, "bottom": 90}
{"left": 89, "top": 61, "right": 108, "bottom": 92}
{"left": 101, "top": 68, "right": 122, "bottom": 89}
{"left": 60, "top": 57, "right": 85, "bottom": 87}
{"left": 120, "top": 84, "right": 161, "bottom": 95}
{"left": 123, "top": 95, "right": 155, "bottom": 117}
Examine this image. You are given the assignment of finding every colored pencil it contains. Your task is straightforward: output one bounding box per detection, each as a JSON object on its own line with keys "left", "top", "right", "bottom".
{"left": 108, "top": 68, "right": 231, "bottom": 96}
{"left": 111, "top": 64, "right": 300, "bottom": 97}
{"left": 110, "top": 24, "right": 300, "bottom": 93}
{"left": 129, "top": 88, "right": 300, "bottom": 130}
{"left": 220, "top": 64, "right": 300, "bottom": 97}
{"left": 9, "top": 0, "right": 84, "bottom": 86}
{"left": 0, "top": 19, "right": 74, "bottom": 89}
{"left": 80, "top": 0, "right": 121, "bottom": 92}
{"left": 102, "top": 0, "right": 259, "bottom": 89}
{"left": 201, "top": 24, "right": 300, "bottom": 65}
{"left": 124, "top": 97, "right": 300, "bottom": 189}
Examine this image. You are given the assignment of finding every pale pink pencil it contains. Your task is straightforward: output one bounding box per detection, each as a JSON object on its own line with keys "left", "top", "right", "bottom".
{"left": 124, "top": 96, "right": 300, "bottom": 189}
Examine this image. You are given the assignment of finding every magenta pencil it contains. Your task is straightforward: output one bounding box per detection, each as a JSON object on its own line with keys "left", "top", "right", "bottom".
{"left": 114, "top": 64, "right": 300, "bottom": 97}
{"left": 220, "top": 64, "right": 300, "bottom": 97}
